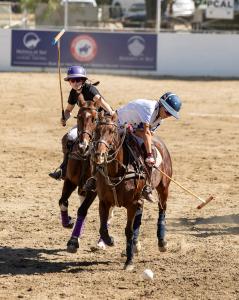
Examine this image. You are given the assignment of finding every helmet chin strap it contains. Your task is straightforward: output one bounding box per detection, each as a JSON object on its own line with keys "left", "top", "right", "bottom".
{"left": 154, "top": 103, "right": 162, "bottom": 122}
{"left": 76, "top": 81, "right": 86, "bottom": 93}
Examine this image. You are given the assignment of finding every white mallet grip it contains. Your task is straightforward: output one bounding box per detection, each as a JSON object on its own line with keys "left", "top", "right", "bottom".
{"left": 52, "top": 29, "right": 65, "bottom": 45}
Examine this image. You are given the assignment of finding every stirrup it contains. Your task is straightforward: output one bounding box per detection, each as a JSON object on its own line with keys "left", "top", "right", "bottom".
{"left": 49, "top": 168, "right": 62, "bottom": 181}
{"left": 141, "top": 185, "right": 155, "bottom": 203}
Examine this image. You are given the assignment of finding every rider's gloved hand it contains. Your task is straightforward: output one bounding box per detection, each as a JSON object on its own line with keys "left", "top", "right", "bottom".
{"left": 60, "top": 117, "right": 66, "bottom": 127}
{"left": 145, "top": 153, "right": 155, "bottom": 167}
{"left": 127, "top": 124, "right": 134, "bottom": 133}
{"left": 61, "top": 110, "right": 71, "bottom": 127}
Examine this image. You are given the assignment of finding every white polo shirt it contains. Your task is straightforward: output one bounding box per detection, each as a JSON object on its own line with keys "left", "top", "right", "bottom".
{"left": 117, "top": 99, "right": 162, "bottom": 132}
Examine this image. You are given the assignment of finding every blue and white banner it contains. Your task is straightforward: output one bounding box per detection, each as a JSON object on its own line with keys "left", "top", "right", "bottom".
{"left": 11, "top": 30, "right": 157, "bottom": 70}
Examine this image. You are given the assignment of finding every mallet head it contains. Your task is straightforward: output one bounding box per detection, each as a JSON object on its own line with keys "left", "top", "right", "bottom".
{"left": 197, "top": 195, "right": 214, "bottom": 209}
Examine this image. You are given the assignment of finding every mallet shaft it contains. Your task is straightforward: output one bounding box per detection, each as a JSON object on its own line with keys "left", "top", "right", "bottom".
{"left": 154, "top": 166, "right": 214, "bottom": 208}
{"left": 159, "top": 168, "right": 205, "bottom": 203}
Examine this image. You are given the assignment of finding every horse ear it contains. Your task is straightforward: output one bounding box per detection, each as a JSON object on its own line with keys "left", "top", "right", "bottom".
{"left": 99, "top": 110, "right": 104, "bottom": 119}
{"left": 78, "top": 94, "right": 86, "bottom": 106}
{"left": 112, "top": 111, "right": 118, "bottom": 122}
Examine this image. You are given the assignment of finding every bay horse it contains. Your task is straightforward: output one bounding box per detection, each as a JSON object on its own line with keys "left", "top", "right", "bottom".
{"left": 58, "top": 99, "right": 99, "bottom": 252}
{"left": 91, "top": 112, "right": 172, "bottom": 270}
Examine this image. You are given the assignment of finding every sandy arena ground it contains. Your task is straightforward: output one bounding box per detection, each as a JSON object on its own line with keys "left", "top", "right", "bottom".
{"left": 0, "top": 73, "right": 238, "bottom": 300}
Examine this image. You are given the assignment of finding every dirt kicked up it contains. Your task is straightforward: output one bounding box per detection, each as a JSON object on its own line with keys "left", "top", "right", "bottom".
{"left": 0, "top": 73, "right": 238, "bottom": 300}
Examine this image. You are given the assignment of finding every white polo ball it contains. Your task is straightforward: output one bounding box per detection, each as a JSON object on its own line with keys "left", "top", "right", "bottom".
{"left": 142, "top": 269, "right": 154, "bottom": 280}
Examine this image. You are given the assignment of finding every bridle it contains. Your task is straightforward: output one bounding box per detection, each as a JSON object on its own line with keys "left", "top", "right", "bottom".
{"left": 70, "top": 105, "right": 98, "bottom": 160}
{"left": 77, "top": 106, "right": 98, "bottom": 141}
{"left": 93, "top": 119, "right": 127, "bottom": 164}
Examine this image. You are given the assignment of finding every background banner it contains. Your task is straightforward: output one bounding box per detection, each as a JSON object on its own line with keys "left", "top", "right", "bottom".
{"left": 11, "top": 30, "right": 157, "bottom": 70}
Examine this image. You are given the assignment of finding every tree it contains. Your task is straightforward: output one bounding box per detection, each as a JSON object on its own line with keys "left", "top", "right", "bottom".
{"left": 20, "top": 0, "right": 59, "bottom": 12}
{"left": 145, "top": 0, "right": 157, "bottom": 21}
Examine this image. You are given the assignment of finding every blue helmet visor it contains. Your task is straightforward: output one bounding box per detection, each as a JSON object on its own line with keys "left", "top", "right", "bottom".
{"left": 160, "top": 98, "right": 180, "bottom": 119}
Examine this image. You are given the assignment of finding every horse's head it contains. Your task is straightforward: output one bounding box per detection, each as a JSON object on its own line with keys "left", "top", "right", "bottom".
{"left": 77, "top": 100, "right": 98, "bottom": 155}
{"left": 93, "top": 111, "right": 118, "bottom": 165}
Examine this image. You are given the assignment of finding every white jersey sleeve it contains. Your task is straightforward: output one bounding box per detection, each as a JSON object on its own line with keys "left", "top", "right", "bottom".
{"left": 117, "top": 99, "right": 157, "bottom": 126}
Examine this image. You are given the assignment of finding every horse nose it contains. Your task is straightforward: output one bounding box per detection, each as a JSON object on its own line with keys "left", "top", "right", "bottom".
{"left": 78, "top": 141, "right": 88, "bottom": 153}
{"left": 94, "top": 152, "right": 105, "bottom": 164}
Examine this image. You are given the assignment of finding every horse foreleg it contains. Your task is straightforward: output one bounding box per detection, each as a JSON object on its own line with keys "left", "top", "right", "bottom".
{"left": 99, "top": 201, "right": 114, "bottom": 247}
{"left": 156, "top": 184, "right": 168, "bottom": 252}
{"left": 67, "top": 191, "right": 97, "bottom": 253}
{"left": 97, "top": 206, "right": 115, "bottom": 250}
{"left": 59, "top": 179, "right": 77, "bottom": 228}
{"left": 124, "top": 206, "right": 138, "bottom": 271}
{"left": 132, "top": 206, "right": 143, "bottom": 255}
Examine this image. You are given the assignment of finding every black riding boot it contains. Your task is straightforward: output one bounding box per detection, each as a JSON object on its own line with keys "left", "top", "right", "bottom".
{"left": 83, "top": 177, "right": 96, "bottom": 192}
{"left": 49, "top": 153, "right": 69, "bottom": 181}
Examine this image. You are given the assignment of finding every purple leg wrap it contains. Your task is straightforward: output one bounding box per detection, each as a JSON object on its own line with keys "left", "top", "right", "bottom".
{"left": 71, "top": 216, "right": 85, "bottom": 238}
{"left": 61, "top": 210, "right": 70, "bottom": 227}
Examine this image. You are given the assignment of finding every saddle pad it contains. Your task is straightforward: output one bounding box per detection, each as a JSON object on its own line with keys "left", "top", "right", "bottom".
{"left": 153, "top": 147, "right": 162, "bottom": 168}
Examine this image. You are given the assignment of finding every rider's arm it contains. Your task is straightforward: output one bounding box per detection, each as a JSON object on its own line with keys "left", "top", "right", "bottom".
{"left": 142, "top": 123, "right": 152, "bottom": 154}
{"left": 61, "top": 103, "right": 75, "bottom": 126}
{"left": 64, "top": 103, "right": 75, "bottom": 120}
{"left": 93, "top": 94, "right": 113, "bottom": 115}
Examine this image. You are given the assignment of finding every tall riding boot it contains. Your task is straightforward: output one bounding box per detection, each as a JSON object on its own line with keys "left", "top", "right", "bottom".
{"left": 83, "top": 176, "right": 96, "bottom": 192}
{"left": 141, "top": 167, "right": 154, "bottom": 202}
{"left": 49, "top": 153, "right": 69, "bottom": 180}
{"left": 83, "top": 163, "right": 97, "bottom": 192}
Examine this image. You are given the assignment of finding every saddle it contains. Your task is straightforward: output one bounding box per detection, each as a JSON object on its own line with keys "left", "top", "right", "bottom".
{"left": 123, "top": 133, "right": 163, "bottom": 190}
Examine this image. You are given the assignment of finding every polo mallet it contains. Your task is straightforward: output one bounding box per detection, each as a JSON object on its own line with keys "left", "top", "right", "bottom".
{"left": 52, "top": 29, "right": 66, "bottom": 125}
{"left": 153, "top": 166, "right": 214, "bottom": 209}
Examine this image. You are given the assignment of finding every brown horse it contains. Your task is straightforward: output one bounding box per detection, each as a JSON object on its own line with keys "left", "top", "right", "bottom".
{"left": 58, "top": 99, "right": 99, "bottom": 252}
{"left": 91, "top": 112, "right": 172, "bottom": 270}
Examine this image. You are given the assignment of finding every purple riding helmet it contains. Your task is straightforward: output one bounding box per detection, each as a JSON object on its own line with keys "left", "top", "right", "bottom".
{"left": 64, "top": 65, "right": 88, "bottom": 81}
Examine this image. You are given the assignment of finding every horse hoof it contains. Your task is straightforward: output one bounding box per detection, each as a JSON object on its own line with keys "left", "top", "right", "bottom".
{"left": 97, "top": 239, "right": 106, "bottom": 250}
{"left": 121, "top": 241, "right": 141, "bottom": 257}
{"left": 133, "top": 241, "right": 141, "bottom": 255}
{"left": 102, "top": 236, "right": 114, "bottom": 247}
{"left": 158, "top": 239, "right": 167, "bottom": 252}
{"left": 63, "top": 216, "right": 74, "bottom": 229}
{"left": 124, "top": 262, "right": 134, "bottom": 272}
{"left": 67, "top": 237, "right": 79, "bottom": 253}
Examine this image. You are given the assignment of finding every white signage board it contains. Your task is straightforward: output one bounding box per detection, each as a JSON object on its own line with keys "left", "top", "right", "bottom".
{"left": 206, "top": 0, "right": 234, "bottom": 19}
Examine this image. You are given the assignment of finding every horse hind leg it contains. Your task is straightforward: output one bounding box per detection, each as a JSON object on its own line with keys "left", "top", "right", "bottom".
{"left": 59, "top": 179, "right": 77, "bottom": 228}
{"left": 156, "top": 184, "right": 168, "bottom": 252}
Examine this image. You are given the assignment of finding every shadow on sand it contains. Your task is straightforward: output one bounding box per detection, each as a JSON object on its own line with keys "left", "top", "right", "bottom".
{"left": 0, "top": 246, "right": 110, "bottom": 276}
{"left": 167, "top": 214, "right": 239, "bottom": 237}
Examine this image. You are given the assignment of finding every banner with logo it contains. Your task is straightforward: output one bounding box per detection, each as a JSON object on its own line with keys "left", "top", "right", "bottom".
{"left": 206, "top": 0, "right": 234, "bottom": 19}
{"left": 11, "top": 30, "right": 157, "bottom": 70}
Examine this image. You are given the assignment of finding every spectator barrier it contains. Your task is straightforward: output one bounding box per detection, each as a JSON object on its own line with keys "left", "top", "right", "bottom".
{"left": 0, "top": 29, "right": 239, "bottom": 77}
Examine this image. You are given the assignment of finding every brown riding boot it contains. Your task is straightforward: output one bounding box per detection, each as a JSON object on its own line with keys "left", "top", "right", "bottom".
{"left": 141, "top": 185, "right": 154, "bottom": 202}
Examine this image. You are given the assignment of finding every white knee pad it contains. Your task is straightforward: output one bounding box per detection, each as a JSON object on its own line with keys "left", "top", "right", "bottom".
{"left": 67, "top": 125, "right": 77, "bottom": 141}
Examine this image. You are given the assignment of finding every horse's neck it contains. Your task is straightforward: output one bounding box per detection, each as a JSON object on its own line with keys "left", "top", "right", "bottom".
{"left": 106, "top": 143, "right": 125, "bottom": 176}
